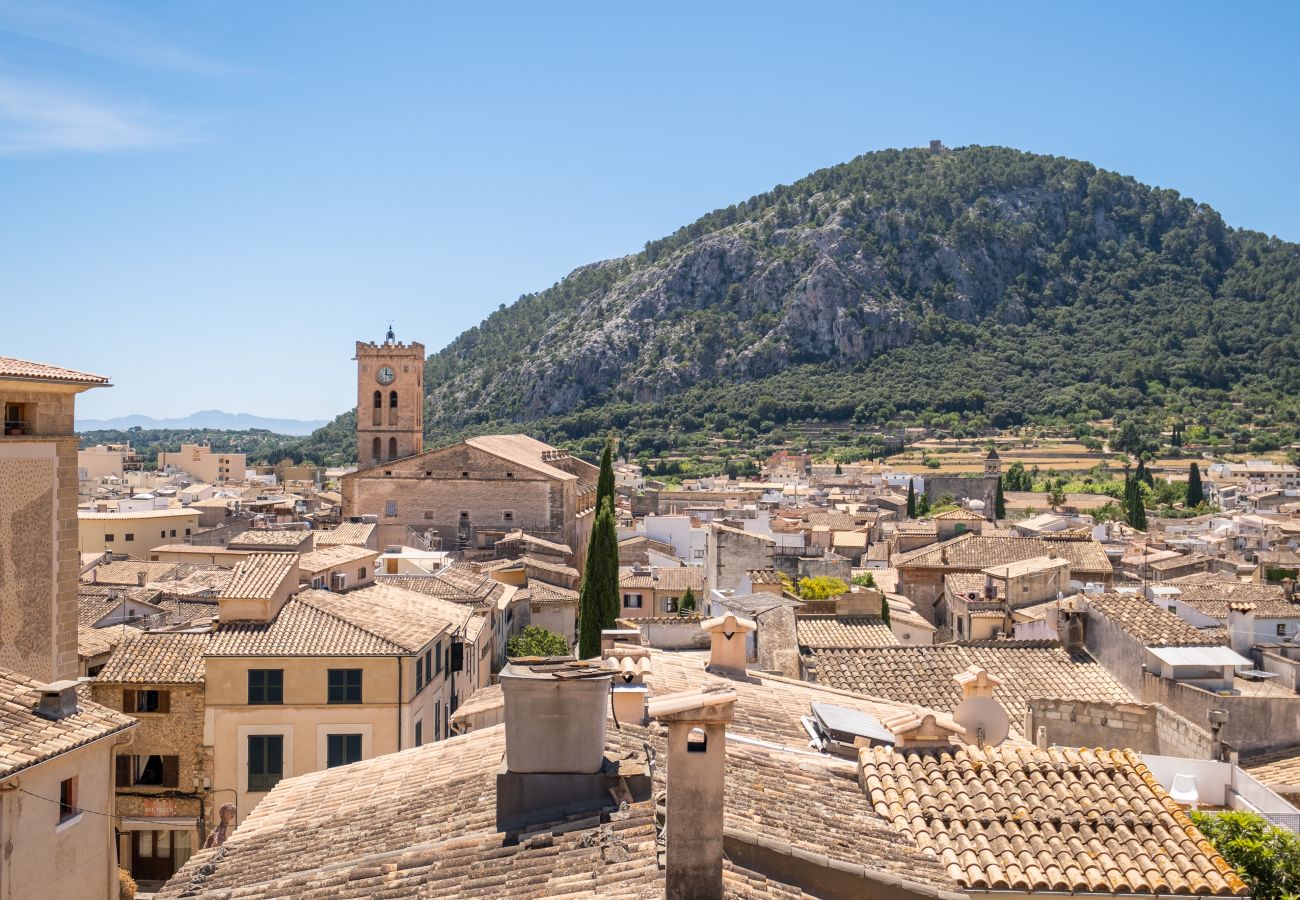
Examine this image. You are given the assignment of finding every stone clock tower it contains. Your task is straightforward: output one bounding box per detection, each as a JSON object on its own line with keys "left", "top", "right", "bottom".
{"left": 355, "top": 326, "right": 425, "bottom": 468}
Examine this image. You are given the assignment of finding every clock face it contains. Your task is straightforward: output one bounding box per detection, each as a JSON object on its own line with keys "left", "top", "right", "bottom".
{"left": 376, "top": 366, "right": 396, "bottom": 385}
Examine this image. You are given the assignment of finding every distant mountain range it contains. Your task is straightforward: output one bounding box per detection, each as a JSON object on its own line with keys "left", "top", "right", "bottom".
{"left": 77, "top": 410, "right": 328, "bottom": 436}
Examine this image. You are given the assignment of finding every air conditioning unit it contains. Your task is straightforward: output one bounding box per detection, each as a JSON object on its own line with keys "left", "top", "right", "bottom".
{"left": 331, "top": 572, "right": 347, "bottom": 591}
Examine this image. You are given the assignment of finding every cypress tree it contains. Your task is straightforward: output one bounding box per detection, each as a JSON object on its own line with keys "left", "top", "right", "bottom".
{"left": 906, "top": 480, "right": 917, "bottom": 519}
{"left": 880, "top": 595, "right": 891, "bottom": 626}
{"left": 577, "top": 497, "right": 619, "bottom": 659}
{"left": 995, "top": 476, "right": 1006, "bottom": 520}
{"left": 1136, "top": 457, "right": 1153, "bottom": 487}
{"left": 1187, "top": 462, "right": 1205, "bottom": 507}
{"left": 596, "top": 439, "right": 615, "bottom": 509}
{"left": 917, "top": 491, "right": 931, "bottom": 518}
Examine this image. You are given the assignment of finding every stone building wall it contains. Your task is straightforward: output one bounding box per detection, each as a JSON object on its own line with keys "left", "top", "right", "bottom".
{"left": 923, "top": 474, "right": 998, "bottom": 520}
{"left": 1025, "top": 697, "right": 1214, "bottom": 759}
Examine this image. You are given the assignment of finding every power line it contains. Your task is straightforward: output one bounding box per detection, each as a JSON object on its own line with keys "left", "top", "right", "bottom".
{"left": 16, "top": 787, "right": 202, "bottom": 828}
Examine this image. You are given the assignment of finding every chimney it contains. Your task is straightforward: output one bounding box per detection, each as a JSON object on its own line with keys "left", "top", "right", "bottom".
{"left": 1227, "top": 602, "right": 1256, "bottom": 657}
{"left": 137, "top": 571, "right": 146, "bottom": 587}
{"left": 881, "top": 709, "right": 965, "bottom": 749}
{"left": 834, "top": 588, "right": 883, "bottom": 618}
{"left": 1284, "top": 578, "right": 1296, "bottom": 603}
{"left": 1057, "top": 598, "right": 1086, "bottom": 654}
{"left": 953, "top": 665, "right": 1002, "bottom": 700}
{"left": 602, "top": 643, "right": 651, "bottom": 727}
{"left": 601, "top": 628, "right": 642, "bottom": 656}
{"left": 983, "top": 574, "right": 996, "bottom": 601}
{"left": 35, "top": 681, "right": 80, "bottom": 721}
{"left": 647, "top": 687, "right": 737, "bottom": 900}
{"left": 701, "top": 613, "right": 756, "bottom": 674}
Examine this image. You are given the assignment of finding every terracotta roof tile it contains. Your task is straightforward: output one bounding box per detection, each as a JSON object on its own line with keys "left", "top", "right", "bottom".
{"left": 0, "top": 666, "right": 135, "bottom": 779}
{"left": 0, "top": 355, "right": 109, "bottom": 384}
{"left": 861, "top": 744, "right": 1248, "bottom": 896}
{"left": 314, "top": 522, "right": 376, "bottom": 547}
{"left": 1152, "top": 580, "right": 1296, "bottom": 619}
{"left": 297, "top": 544, "right": 377, "bottom": 575}
{"left": 207, "top": 596, "right": 406, "bottom": 657}
{"left": 95, "top": 631, "right": 210, "bottom": 683}
{"left": 620, "top": 567, "right": 705, "bottom": 592}
{"left": 796, "top": 615, "right": 896, "bottom": 649}
{"left": 896, "top": 533, "right": 1112, "bottom": 576}
{"left": 811, "top": 641, "right": 1133, "bottom": 733}
{"left": 220, "top": 553, "right": 297, "bottom": 601}
{"left": 1085, "top": 592, "right": 1226, "bottom": 647}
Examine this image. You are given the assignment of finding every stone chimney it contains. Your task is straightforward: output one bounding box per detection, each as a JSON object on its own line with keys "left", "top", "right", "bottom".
{"left": 1283, "top": 578, "right": 1296, "bottom": 603}
{"left": 35, "top": 680, "right": 79, "bottom": 721}
{"left": 647, "top": 687, "right": 737, "bottom": 900}
{"left": 1057, "top": 598, "right": 1086, "bottom": 654}
{"left": 137, "top": 571, "right": 147, "bottom": 587}
{"left": 953, "top": 665, "right": 1002, "bottom": 700}
{"left": 881, "top": 710, "right": 965, "bottom": 750}
{"left": 602, "top": 643, "right": 651, "bottom": 727}
{"left": 1227, "top": 602, "right": 1256, "bottom": 657}
{"left": 701, "top": 613, "right": 756, "bottom": 674}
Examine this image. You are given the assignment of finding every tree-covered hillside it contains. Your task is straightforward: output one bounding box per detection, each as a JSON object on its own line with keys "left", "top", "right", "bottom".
{"left": 291, "top": 146, "right": 1300, "bottom": 465}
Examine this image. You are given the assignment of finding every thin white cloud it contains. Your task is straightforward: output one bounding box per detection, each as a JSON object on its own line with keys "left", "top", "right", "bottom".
{"left": 0, "top": 1, "right": 235, "bottom": 76}
{"left": 0, "top": 75, "right": 190, "bottom": 155}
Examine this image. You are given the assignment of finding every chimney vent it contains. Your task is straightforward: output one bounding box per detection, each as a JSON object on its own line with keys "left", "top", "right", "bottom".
{"left": 35, "top": 681, "right": 80, "bottom": 721}
{"left": 701, "top": 613, "right": 756, "bottom": 674}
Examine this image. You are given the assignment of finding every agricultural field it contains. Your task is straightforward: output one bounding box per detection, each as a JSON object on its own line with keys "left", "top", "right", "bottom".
{"left": 886, "top": 438, "right": 1115, "bottom": 476}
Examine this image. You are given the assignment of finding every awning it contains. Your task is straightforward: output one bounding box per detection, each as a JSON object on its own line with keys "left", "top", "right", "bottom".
{"left": 1146, "top": 646, "right": 1253, "bottom": 667}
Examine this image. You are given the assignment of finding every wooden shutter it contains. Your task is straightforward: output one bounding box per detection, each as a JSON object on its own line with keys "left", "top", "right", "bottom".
{"left": 122, "top": 690, "right": 136, "bottom": 714}
{"left": 157, "top": 690, "right": 171, "bottom": 714}
{"left": 161, "top": 756, "right": 179, "bottom": 788}
{"left": 115, "top": 755, "right": 132, "bottom": 787}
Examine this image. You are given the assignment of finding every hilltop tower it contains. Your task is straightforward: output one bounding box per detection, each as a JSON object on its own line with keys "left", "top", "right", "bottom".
{"left": 355, "top": 326, "right": 425, "bottom": 468}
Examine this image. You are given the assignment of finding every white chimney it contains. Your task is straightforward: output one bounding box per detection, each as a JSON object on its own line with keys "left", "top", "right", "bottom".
{"left": 647, "top": 688, "right": 737, "bottom": 900}
{"left": 1227, "top": 602, "right": 1256, "bottom": 657}
{"left": 701, "top": 613, "right": 756, "bottom": 674}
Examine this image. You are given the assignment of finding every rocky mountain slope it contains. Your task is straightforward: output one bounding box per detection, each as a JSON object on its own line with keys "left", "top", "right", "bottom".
{"left": 293, "top": 145, "right": 1300, "bottom": 464}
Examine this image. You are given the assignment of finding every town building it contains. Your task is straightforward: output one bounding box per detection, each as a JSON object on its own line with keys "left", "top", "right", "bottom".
{"left": 157, "top": 444, "right": 247, "bottom": 484}
{"left": 354, "top": 328, "right": 425, "bottom": 467}
{"left": 77, "top": 507, "right": 201, "bottom": 557}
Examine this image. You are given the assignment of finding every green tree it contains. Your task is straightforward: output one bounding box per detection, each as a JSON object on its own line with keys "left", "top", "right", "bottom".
{"left": 679, "top": 587, "right": 696, "bottom": 613}
{"left": 1189, "top": 810, "right": 1300, "bottom": 900}
{"left": 596, "top": 439, "right": 615, "bottom": 509}
{"left": 1003, "top": 461, "right": 1030, "bottom": 492}
{"left": 906, "top": 480, "right": 917, "bottom": 519}
{"left": 1187, "top": 462, "right": 1205, "bottom": 507}
{"left": 880, "top": 594, "right": 891, "bottom": 626}
{"left": 917, "top": 491, "right": 931, "bottom": 517}
{"left": 1047, "top": 479, "right": 1067, "bottom": 508}
{"left": 1124, "top": 475, "right": 1148, "bottom": 531}
{"left": 1135, "top": 457, "right": 1154, "bottom": 487}
{"left": 851, "top": 573, "right": 876, "bottom": 588}
{"left": 507, "top": 625, "right": 569, "bottom": 658}
{"left": 797, "top": 576, "right": 849, "bottom": 600}
{"left": 834, "top": 461, "right": 842, "bottom": 475}
{"left": 995, "top": 476, "right": 1006, "bottom": 519}
{"left": 577, "top": 497, "right": 619, "bottom": 658}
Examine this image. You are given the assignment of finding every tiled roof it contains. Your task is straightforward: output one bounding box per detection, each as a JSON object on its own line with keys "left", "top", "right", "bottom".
{"left": 811, "top": 641, "right": 1134, "bottom": 733}
{"left": 931, "top": 507, "right": 986, "bottom": 521}
{"left": 78, "top": 508, "right": 197, "bottom": 520}
{"left": 831, "top": 531, "right": 868, "bottom": 549}
{"left": 314, "top": 522, "right": 376, "bottom": 547}
{"left": 1084, "top": 593, "right": 1225, "bottom": 647}
{"left": 1243, "top": 747, "right": 1300, "bottom": 793}
{"left": 620, "top": 567, "right": 705, "bottom": 592}
{"left": 84, "top": 560, "right": 180, "bottom": 585}
{"left": 499, "top": 529, "right": 573, "bottom": 556}
{"left": 221, "top": 553, "right": 296, "bottom": 601}
{"left": 0, "top": 666, "right": 135, "bottom": 780}
{"left": 465, "top": 434, "right": 583, "bottom": 481}
{"left": 1153, "top": 580, "right": 1297, "bottom": 619}
{"left": 796, "top": 615, "right": 896, "bottom": 649}
{"left": 526, "top": 580, "right": 579, "bottom": 604}
{"left": 376, "top": 571, "right": 502, "bottom": 606}
{"left": 297, "top": 586, "right": 453, "bottom": 653}
{"left": 944, "top": 572, "right": 1000, "bottom": 601}
{"left": 78, "top": 624, "right": 131, "bottom": 659}
{"left": 157, "top": 718, "right": 955, "bottom": 900}
{"left": 297, "top": 544, "right": 376, "bottom": 575}
{"left": 896, "top": 533, "right": 1112, "bottom": 575}
{"left": 206, "top": 597, "right": 406, "bottom": 657}
{"left": 95, "top": 631, "right": 209, "bottom": 683}
{"left": 227, "top": 530, "right": 311, "bottom": 547}
{"left": 0, "top": 355, "right": 109, "bottom": 384}
{"left": 77, "top": 584, "right": 163, "bottom": 627}
{"left": 522, "top": 555, "right": 579, "bottom": 578}
{"left": 746, "top": 569, "right": 782, "bottom": 585}
{"left": 862, "top": 744, "right": 1248, "bottom": 896}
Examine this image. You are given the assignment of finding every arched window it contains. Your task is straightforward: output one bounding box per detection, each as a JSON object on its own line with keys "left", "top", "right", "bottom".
{"left": 371, "top": 437, "right": 381, "bottom": 463}
{"left": 372, "top": 390, "right": 382, "bottom": 425}
{"left": 389, "top": 437, "right": 398, "bottom": 460}
{"left": 389, "top": 390, "right": 398, "bottom": 408}
{"left": 373, "top": 391, "right": 382, "bottom": 408}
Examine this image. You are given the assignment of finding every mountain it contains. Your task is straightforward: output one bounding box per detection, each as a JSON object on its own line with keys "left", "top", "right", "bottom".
{"left": 292, "top": 145, "right": 1300, "bottom": 465}
{"left": 77, "top": 410, "right": 327, "bottom": 436}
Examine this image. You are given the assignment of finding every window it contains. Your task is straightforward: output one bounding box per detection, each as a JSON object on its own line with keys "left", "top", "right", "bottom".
{"left": 385, "top": 500, "right": 397, "bottom": 517}
{"left": 693, "top": 549, "right": 705, "bottom": 559}
{"left": 125, "top": 533, "right": 134, "bottom": 542}
{"left": 623, "top": 593, "right": 643, "bottom": 609}
{"left": 434, "top": 703, "right": 440, "bottom": 741}
{"left": 423, "top": 510, "right": 435, "bottom": 519}
{"left": 389, "top": 390, "right": 398, "bottom": 408}
{"left": 170, "top": 529, "right": 176, "bottom": 537}
{"left": 124, "top": 689, "right": 169, "bottom": 714}
{"left": 247, "top": 669, "right": 283, "bottom": 705}
{"left": 459, "top": 510, "right": 469, "bottom": 520}
{"left": 506, "top": 472, "right": 514, "bottom": 479}
{"left": 1279, "top": 623, "right": 1288, "bottom": 637}
{"left": 105, "top": 534, "right": 115, "bottom": 542}
{"left": 161, "top": 530, "right": 167, "bottom": 538}
{"left": 358, "top": 567, "right": 367, "bottom": 581}
{"left": 435, "top": 643, "right": 442, "bottom": 675}
{"left": 461, "top": 471, "right": 469, "bottom": 478}
{"left": 388, "top": 437, "right": 398, "bottom": 459}
{"left": 118, "top": 754, "right": 179, "bottom": 788}
{"left": 247, "top": 735, "right": 283, "bottom": 793}
{"left": 184, "top": 528, "right": 191, "bottom": 537}
{"left": 328, "top": 669, "right": 362, "bottom": 704}
{"left": 326, "top": 733, "right": 363, "bottom": 768}
{"left": 58, "top": 777, "right": 78, "bottom": 823}
{"left": 372, "top": 437, "right": 382, "bottom": 462}
{"left": 416, "top": 657, "right": 424, "bottom": 690}
{"left": 373, "top": 390, "right": 382, "bottom": 408}
{"left": 4, "top": 401, "right": 31, "bottom": 435}
{"left": 415, "top": 720, "right": 423, "bottom": 747}
{"left": 503, "top": 511, "right": 513, "bottom": 523}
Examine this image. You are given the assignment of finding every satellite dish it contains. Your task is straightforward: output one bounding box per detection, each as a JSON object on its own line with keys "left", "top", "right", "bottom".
{"left": 954, "top": 696, "right": 1010, "bottom": 747}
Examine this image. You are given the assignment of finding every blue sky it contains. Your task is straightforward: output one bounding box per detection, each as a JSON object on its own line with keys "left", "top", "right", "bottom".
{"left": 3, "top": 1, "right": 1298, "bottom": 423}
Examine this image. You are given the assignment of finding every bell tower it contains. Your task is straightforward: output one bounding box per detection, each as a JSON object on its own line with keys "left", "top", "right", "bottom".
{"left": 355, "top": 326, "right": 425, "bottom": 468}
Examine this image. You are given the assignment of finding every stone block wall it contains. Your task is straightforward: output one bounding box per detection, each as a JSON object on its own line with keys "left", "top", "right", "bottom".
{"left": 1025, "top": 697, "right": 1214, "bottom": 758}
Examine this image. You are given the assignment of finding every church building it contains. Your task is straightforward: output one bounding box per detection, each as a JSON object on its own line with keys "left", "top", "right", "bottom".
{"left": 341, "top": 330, "right": 598, "bottom": 556}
